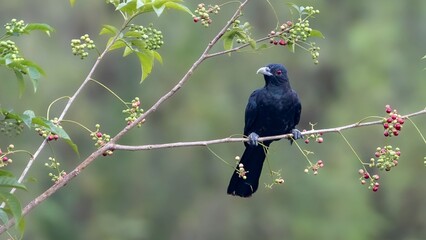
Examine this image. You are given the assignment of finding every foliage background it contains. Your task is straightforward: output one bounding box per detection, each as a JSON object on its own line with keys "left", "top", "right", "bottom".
{"left": 0, "top": 0, "right": 426, "bottom": 239}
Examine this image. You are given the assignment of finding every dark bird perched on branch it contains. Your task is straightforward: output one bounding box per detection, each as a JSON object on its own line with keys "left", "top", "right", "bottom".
{"left": 227, "top": 63, "right": 302, "bottom": 197}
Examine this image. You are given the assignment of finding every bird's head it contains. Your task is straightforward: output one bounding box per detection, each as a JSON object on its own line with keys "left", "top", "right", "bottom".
{"left": 256, "top": 63, "right": 289, "bottom": 86}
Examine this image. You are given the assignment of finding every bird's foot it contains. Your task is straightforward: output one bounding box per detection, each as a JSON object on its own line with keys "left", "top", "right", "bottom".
{"left": 291, "top": 129, "right": 303, "bottom": 140}
{"left": 247, "top": 132, "right": 259, "bottom": 146}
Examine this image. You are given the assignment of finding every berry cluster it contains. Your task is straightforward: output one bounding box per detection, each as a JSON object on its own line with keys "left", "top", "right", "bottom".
{"left": 4, "top": 19, "right": 26, "bottom": 36}
{"left": 128, "top": 24, "right": 164, "bottom": 50}
{"left": 382, "top": 105, "right": 404, "bottom": 137}
{"left": 35, "top": 118, "right": 61, "bottom": 141}
{"left": 358, "top": 169, "right": 381, "bottom": 192}
{"left": 0, "top": 40, "right": 23, "bottom": 62}
{"left": 369, "top": 145, "right": 401, "bottom": 171}
{"left": 304, "top": 160, "right": 324, "bottom": 175}
{"left": 0, "top": 144, "right": 15, "bottom": 167}
{"left": 193, "top": 3, "right": 220, "bottom": 27}
{"left": 302, "top": 129, "right": 324, "bottom": 144}
{"left": 0, "top": 119, "right": 24, "bottom": 136}
{"left": 90, "top": 124, "right": 113, "bottom": 156}
{"left": 123, "top": 97, "right": 145, "bottom": 127}
{"left": 45, "top": 157, "right": 66, "bottom": 182}
{"left": 71, "top": 34, "right": 96, "bottom": 59}
{"left": 268, "top": 6, "right": 321, "bottom": 64}
{"left": 235, "top": 162, "right": 248, "bottom": 180}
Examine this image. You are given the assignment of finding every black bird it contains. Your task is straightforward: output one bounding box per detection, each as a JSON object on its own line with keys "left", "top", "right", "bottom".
{"left": 227, "top": 63, "right": 302, "bottom": 197}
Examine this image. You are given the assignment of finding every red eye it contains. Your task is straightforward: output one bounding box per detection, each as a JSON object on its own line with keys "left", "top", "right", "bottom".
{"left": 276, "top": 70, "right": 282, "bottom": 75}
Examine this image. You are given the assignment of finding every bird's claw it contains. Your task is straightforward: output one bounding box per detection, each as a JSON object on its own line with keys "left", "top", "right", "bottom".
{"left": 291, "top": 129, "right": 303, "bottom": 140}
{"left": 247, "top": 132, "right": 259, "bottom": 146}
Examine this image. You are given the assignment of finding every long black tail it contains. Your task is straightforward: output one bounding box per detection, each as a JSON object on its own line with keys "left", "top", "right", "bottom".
{"left": 227, "top": 144, "right": 269, "bottom": 197}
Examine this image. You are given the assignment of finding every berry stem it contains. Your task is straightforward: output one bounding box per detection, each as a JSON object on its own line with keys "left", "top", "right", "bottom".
{"left": 290, "top": 136, "right": 314, "bottom": 166}
{"left": 47, "top": 96, "right": 71, "bottom": 120}
{"left": 338, "top": 131, "right": 368, "bottom": 172}
{"left": 405, "top": 117, "right": 426, "bottom": 144}
{"left": 89, "top": 78, "right": 129, "bottom": 108}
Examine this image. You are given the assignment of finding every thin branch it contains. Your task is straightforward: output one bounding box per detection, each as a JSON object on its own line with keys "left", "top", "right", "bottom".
{"left": 112, "top": 108, "right": 426, "bottom": 151}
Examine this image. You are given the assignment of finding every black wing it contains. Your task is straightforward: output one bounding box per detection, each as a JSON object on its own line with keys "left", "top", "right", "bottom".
{"left": 243, "top": 89, "right": 260, "bottom": 137}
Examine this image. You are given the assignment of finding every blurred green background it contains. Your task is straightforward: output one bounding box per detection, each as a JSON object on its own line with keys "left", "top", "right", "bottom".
{"left": 1, "top": 0, "right": 426, "bottom": 239}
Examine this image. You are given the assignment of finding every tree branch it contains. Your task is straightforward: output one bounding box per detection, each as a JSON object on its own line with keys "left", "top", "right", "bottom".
{"left": 112, "top": 108, "right": 426, "bottom": 151}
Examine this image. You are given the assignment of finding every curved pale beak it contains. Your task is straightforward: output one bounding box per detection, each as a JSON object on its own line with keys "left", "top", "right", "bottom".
{"left": 256, "top": 66, "right": 273, "bottom": 76}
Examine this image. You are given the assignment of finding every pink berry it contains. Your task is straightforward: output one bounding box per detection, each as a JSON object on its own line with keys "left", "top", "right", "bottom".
{"left": 278, "top": 39, "right": 287, "bottom": 46}
{"left": 2, "top": 157, "right": 8, "bottom": 162}
{"left": 394, "top": 123, "right": 401, "bottom": 130}
{"left": 385, "top": 108, "right": 392, "bottom": 113}
{"left": 398, "top": 118, "right": 405, "bottom": 124}
{"left": 384, "top": 131, "right": 389, "bottom": 137}
{"left": 375, "top": 152, "right": 381, "bottom": 157}
{"left": 363, "top": 173, "right": 370, "bottom": 179}
{"left": 391, "top": 114, "right": 397, "bottom": 120}
{"left": 383, "top": 123, "right": 389, "bottom": 129}
{"left": 316, "top": 137, "right": 323, "bottom": 143}
{"left": 372, "top": 186, "right": 379, "bottom": 192}
{"left": 358, "top": 169, "right": 365, "bottom": 175}
{"left": 273, "top": 40, "right": 278, "bottom": 45}
{"left": 193, "top": 17, "right": 200, "bottom": 23}
{"left": 304, "top": 139, "right": 309, "bottom": 144}
{"left": 393, "top": 130, "right": 399, "bottom": 136}
{"left": 372, "top": 174, "right": 380, "bottom": 180}
{"left": 96, "top": 132, "right": 103, "bottom": 138}
{"left": 386, "top": 117, "right": 393, "bottom": 123}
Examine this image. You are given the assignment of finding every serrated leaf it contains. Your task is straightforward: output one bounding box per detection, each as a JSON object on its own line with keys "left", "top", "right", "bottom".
{"left": 223, "top": 30, "right": 237, "bottom": 51}
{"left": 0, "top": 170, "right": 14, "bottom": 177}
{"left": 136, "top": 50, "right": 154, "bottom": 83}
{"left": 32, "top": 117, "right": 79, "bottom": 155}
{"left": 164, "top": 2, "right": 193, "bottom": 15}
{"left": 153, "top": 3, "right": 166, "bottom": 16}
{"left": 310, "top": 29, "right": 325, "bottom": 39}
{"left": 153, "top": 51, "right": 163, "bottom": 64}
{"left": 136, "top": 0, "right": 145, "bottom": 9}
{"left": 248, "top": 39, "right": 256, "bottom": 49}
{"left": 100, "top": 25, "right": 118, "bottom": 36}
{"left": 0, "top": 209, "right": 9, "bottom": 225}
{"left": 13, "top": 70, "right": 25, "bottom": 97}
{"left": 123, "top": 46, "right": 133, "bottom": 57}
{"left": 255, "top": 43, "right": 268, "bottom": 51}
{"left": 21, "top": 110, "right": 35, "bottom": 128}
{"left": 0, "top": 192, "right": 23, "bottom": 232}
{"left": 108, "top": 39, "right": 127, "bottom": 52}
{"left": 0, "top": 177, "right": 27, "bottom": 191}
{"left": 25, "top": 23, "right": 54, "bottom": 37}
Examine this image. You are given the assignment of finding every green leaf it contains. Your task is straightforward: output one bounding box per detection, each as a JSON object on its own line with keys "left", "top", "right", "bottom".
{"left": 21, "top": 110, "right": 35, "bottom": 128}
{"left": 136, "top": 0, "right": 145, "bottom": 9}
{"left": 248, "top": 39, "right": 256, "bottom": 49}
{"left": 0, "top": 209, "right": 9, "bottom": 225}
{"left": 153, "top": 3, "right": 166, "bottom": 16}
{"left": 0, "top": 109, "right": 22, "bottom": 122}
{"left": 223, "top": 30, "right": 237, "bottom": 51}
{"left": 100, "top": 25, "right": 118, "bottom": 36}
{"left": 0, "top": 177, "right": 27, "bottom": 191}
{"left": 123, "top": 46, "right": 133, "bottom": 57}
{"left": 108, "top": 39, "right": 127, "bottom": 52}
{"left": 24, "top": 23, "right": 54, "bottom": 37}
{"left": 255, "top": 43, "right": 268, "bottom": 51}
{"left": 0, "top": 192, "right": 23, "bottom": 232}
{"left": 0, "top": 170, "right": 14, "bottom": 177}
{"left": 164, "top": 2, "right": 193, "bottom": 15}
{"left": 32, "top": 117, "right": 79, "bottom": 155}
{"left": 153, "top": 51, "right": 163, "bottom": 64}
{"left": 310, "top": 29, "right": 325, "bottom": 39}
{"left": 70, "top": 0, "right": 76, "bottom": 6}
{"left": 13, "top": 70, "right": 25, "bottom": 97}
{"left": 422, "top": 55, "right": 426, "bottom": 60}
{"left": 136, "top": 49, "right": 154, "bottom": 83}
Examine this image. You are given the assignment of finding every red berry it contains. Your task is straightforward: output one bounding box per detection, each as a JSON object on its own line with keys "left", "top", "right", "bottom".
{"left": 383, "top": 123, "right": 389, "bottom": 129}
{"left": 391, "top": 114, "right": 397, "bottom": 120}
{"left": 363, "top": 173, "right": 370, "bottom": 179}
{"left": 385, "top": 108, "right": 392, "bottom": 113}
{"left": 193, "top": 17, "right": 200, "bottom": 23}
{"left": 273, "top": 40, "right": 278, "bottom": 45}
{"left": 394, "top": 123, "right": 401, "bottom": 130}
{"left": 2, "top": 157, "right": 8, "bottom": 162}
{"left": 384, "top": 131, "right": 389, "bottom": 137}
{"left": 375, "top": 152, "right": 381, "bottom": 157}
{"left": 393, "top": 130, "right": 399, "bottom": 136}
{"left": 386, "top": 118, "right": 393, "bottom": 123}
{"left": 54, "top": 134, "right": 59, "bottom": 140}
{"left": 48, "top": 135, "right": 55, "bottom": 141}
{"left": 96, "top": 132, "right": 103, "bottom": 138}
{"left": 304, "top": 139, "right": 310, "bottom": 144}
{"left": 372, "top": 186, "right": 379, "bottom": 192}
{"left": 398, "top": 118, "right": 405, "bottom": 124}
{"left": 278, "top": 39, "right": 287, "bottom": 45}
